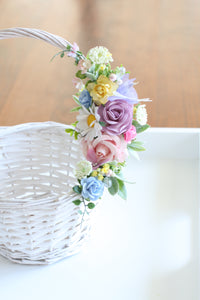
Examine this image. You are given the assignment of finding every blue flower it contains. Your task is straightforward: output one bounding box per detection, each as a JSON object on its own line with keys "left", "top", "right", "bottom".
{"left": 81, "top": 177, "right": 104, "bottom": 201}
{"left": 79, "top": 90, "right": 92, "bottom": 109}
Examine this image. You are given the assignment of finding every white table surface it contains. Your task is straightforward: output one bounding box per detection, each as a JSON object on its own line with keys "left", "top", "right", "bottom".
{"left": 0, "top": 128, "right": 199, "bottom": 300}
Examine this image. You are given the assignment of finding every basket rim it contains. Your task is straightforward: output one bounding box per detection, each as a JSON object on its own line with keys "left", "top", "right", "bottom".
{"left": 0, "top": 121, "right": 74, "bottom": 136}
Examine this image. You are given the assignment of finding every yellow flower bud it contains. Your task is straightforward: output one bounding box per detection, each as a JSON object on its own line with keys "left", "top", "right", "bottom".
{"left": 91, "top": 171, "right": 98, "bottom": 177}
{"left": 103, "top": 163, "right": 110, "bottom": 169}
{"left": 133, "top": 107, "right": 137, "bottom": 115}
{"left": 102, "top": 164, "right": 110, "bottom": 174}
{"left": 98, "top": 174, "right": 104, "bottom": 181}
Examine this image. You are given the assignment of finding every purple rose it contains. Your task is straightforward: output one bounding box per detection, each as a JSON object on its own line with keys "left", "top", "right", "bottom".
{"left": 98, "top": 100, "right": 133, "bottom": 135}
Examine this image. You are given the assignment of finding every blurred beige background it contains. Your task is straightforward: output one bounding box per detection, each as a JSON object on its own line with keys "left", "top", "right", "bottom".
{"left": 0, "top": 0, "right": 199, "bottom": 127}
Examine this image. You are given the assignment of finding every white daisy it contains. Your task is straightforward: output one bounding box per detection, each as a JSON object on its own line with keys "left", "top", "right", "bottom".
{"left": 136, "top": 104, "right": 148, "bottom": 125}
{"left": 76, "top": 103, "right": 102, "bottom": 141}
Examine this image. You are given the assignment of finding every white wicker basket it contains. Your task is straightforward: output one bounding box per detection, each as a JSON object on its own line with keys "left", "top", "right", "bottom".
{"left": 0, "top": 122, "right": 91, "bottom": 265}
{"left": 0, "top": 29, "right": 92, "bottom": 265}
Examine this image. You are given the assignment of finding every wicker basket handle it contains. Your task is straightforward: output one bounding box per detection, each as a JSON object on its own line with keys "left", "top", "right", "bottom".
{"left": 0, "top": 27, "right": 72, "bottom": 50}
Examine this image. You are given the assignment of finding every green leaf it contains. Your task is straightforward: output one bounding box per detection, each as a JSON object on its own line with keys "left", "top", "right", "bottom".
{"left": 78, "top": 210, "right": 83, "bottom": 215}
{"left": 85, "top": 72, "right": 97, "bottom": 81}
{"left": 73, "top": 95, "right": 81, "bottom": 105}
{"left": 128, "top": 145, "right": 146, "bottom": 152}
{"left": 114, "top": 172, "right": 135, "bottom": 184}
{"left": 116, "top": 178, "right": 127, "bottom": 200}
{"left": 85, "top": 80, "right": 94, "bottom": 88}
{"left": 75, "top": 58, "right": 79, "bottom": 66}
{"left": 88, "top": 202, "right": 95, "bottom": 209}
{"left": 132, "top": 119, "right": 140, "bottom": 130}
{"left": 71, "top": 121, "right": 78, "bottom": 127}
{"left": 84, "top": 198, "right": 90, "bottom": 202}
{"left": 65, "top": 128, "right": 74, "bottom": 134}
{"left": 109, "top": 161, "right": 117, "bottom": 169}
{"left": 117, "top": 161, "right": 126, "bottom": 168}
{"left": 115, "top": 172, "right": 123, "bottom": 180}
{"left": 132, "top": 120, "right": 150, "bottom": 134}
{"left": 76, "top": 50, "right": 84, "bottom": 56}
{"left": 74, "top": 131, "right": 79, "bottom": 140}
{"left": 128, "top": 140, "right": 146, "bottom": 152}
{"left": 132, "top": 119, "right": 138, "bottom": 125}
{"left": 73, "top": 185, "right": 82, "bottom": 194}
{"left": 50, "top": 50, "right": 66, "bottom": 62}
{"left": 128, "top": 147, "right": 140, "bottom": 160}
{"left": 99, "top": 121, "right": 106, "bottom": 127}
{"left": 137, "top": 124, "right": 150, "bottom": 134}
{"left": 73, "top": 199, "right": 82, "bottom": 206}
{"left": 60, "top": 52, "right": 65, "bottom": 58}
{"left": 94, "top": 64, "right": 100, "bottom": 72}
{"left": 76, "top": 70, "right": 87, "bottom": 79}
{"left": 71, "top": 106, "right": 82, "bottom": 112}
{"left": 108, "top": 177, "right": 119, "bottom": 196}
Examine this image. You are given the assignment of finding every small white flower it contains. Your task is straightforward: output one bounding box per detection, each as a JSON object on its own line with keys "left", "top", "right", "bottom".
{"left": 115, "top": 66, "right": 126, "bottom": 79}
{"left": 72, "top": 77, "right": 84, "bottom": 90}
{"left": 76, "top": 103, "right": 102, "bottom": 141}
{"left": 74, "top": 160, "right": 92, "bottom": 180}
{"left": 136, "top": 104, "right": 148, "bottom": 125}
{"left": 87, "top": 46, "right": 113, "bottom": 64}
{"left": 109, "top": 73, "right": 117, "bottom": 82}
{"left": 78, "top": 59, "right": 92, "bottom": 73}
{"left": 117, "top": 79, "right": 123, "bottom": 85}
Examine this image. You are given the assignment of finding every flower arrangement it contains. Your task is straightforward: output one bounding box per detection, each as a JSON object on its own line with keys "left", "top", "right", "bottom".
{"left": 54, "top": 43, "right": 150, "bottom": 215}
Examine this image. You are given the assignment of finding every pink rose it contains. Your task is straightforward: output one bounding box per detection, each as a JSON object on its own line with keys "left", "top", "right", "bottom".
{"left": 124, "top": 125, "right": 137, "bottom": 142}
{"left": 82, "top": 134, "right": 128, "bottom": 169}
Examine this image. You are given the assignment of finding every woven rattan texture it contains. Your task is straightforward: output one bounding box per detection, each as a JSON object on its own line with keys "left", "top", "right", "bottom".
{"left": 0, "top": 122, "right": 90, "bottom": 264}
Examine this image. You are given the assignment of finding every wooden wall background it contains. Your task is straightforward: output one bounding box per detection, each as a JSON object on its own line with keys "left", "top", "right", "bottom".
{"left": 0, "top": 0, "right": 199, "bottom": 127}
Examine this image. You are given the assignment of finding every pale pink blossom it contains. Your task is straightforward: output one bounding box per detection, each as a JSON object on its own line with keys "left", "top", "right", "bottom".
{"left": 106, "top": 169, "right": 113, "bottom": 177}
{"left": 72, "top": 77, "right": 84, "bottom": 90}
{"left": 109, "top": 73, "right": 117, "bottom": 82}
{"left": 81, "top": 134, "right": 128, "bottom": 169}
{"left": 78, "top": 59, "right": 92, "bottom": 73}
{"left": 67, "top": 42, "right": 79, "bottom": 58}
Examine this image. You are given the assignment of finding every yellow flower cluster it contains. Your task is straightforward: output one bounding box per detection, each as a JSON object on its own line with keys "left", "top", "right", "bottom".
{"left": 91, "top": 163, "right": 110, "bottom": 180}
{"left": 87, "top": 75, "right": 118, "bottom": 105}
{"left": 101, "top": 163, "right": 110, "bottom": 174}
